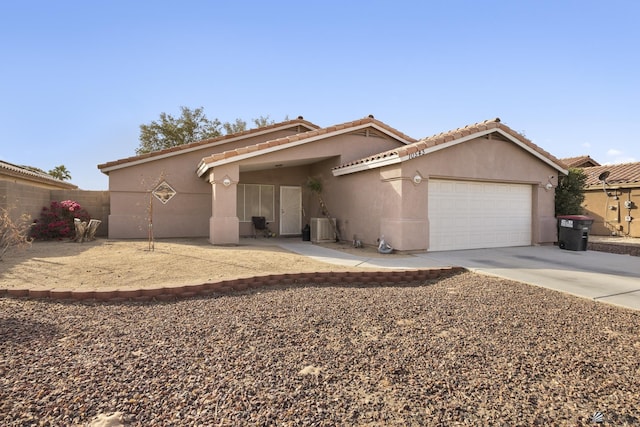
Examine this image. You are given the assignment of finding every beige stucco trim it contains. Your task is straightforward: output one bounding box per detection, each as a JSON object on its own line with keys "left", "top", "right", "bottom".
{"left": 584, "top": 183, "right": 640, "bottom": 191}
{"left": 100, "top": 123, "right": 318, "bottom": 174}
{"left": 333, "top": 129, "right": 569, "bottom": 177}
{"left": 333, "top": 154, "right": 402, "bottom": 176}
{"left": 196, "top": 123, "right": 414, "bottom": 177}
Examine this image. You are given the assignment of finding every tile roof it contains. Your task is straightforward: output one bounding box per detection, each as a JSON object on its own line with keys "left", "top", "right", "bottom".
{"left": 0, "top": 160, "right": 78, "bottom": 189}
{"left": 197, "top": 116, "right": 417, "bottom": 173}
{"left": 333, "top": 118, "right": 566, "bottom": 173}
{"left": 560, "top": 155, "right": 601, "bottom": 168}
{"left": 98, "top": 117, "right": 319, "bottom": 171}
{"left": 582, "top": 162, "right": 640, "bottom": 187}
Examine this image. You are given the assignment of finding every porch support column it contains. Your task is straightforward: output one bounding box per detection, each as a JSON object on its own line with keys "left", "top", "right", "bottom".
{"left": 208, "top": 164, "right": 239, "bottom": 245}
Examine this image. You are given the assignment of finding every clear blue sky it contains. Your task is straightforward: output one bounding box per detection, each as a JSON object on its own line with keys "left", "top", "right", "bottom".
{"left": 1, "top": 1, "right": 638, "bottom": 190}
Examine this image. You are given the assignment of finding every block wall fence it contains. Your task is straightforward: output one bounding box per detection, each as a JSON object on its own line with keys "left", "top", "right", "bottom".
{"left": 0, "top": 181, "right": 110, "bottom": 237}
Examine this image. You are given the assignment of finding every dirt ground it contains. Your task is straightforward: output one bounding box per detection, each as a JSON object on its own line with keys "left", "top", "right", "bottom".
{"left": 0, "top": 238, "right": 403, "bottom": 291}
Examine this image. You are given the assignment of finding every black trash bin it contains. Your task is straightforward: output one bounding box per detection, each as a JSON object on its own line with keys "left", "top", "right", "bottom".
{"left": 557, "top": 215, "right": 594, "bottom": 251}
{"left": 302, "top": 224, "right": 311, "bottom": 241}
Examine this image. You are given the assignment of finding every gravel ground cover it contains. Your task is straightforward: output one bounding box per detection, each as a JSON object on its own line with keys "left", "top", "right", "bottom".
{"left": 2, "top": 272, "right": 640, "bottom": 426}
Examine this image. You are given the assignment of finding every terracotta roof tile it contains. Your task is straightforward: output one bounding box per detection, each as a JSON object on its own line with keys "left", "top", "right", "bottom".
{"left": 583, "top": 162, "right": 640, "bottom": 187}
{"left": 0, "top": 160, "right": 78, "bottom": 189}
{"left": 560, "top": 155, "right": 601, "bottom": 168}
{"left": 198, "top": 116, "right": 417, "bottom": 169}
{"left": 333, "top": 118, "right": 565, "bottom": 171}
{"left": 97, "top": 117, "right": 319, "bottom": 171}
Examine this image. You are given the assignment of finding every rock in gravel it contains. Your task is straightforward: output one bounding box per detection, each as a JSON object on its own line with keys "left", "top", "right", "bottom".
{"left": 87, "top": 412, "right": 124, "bottom": 427}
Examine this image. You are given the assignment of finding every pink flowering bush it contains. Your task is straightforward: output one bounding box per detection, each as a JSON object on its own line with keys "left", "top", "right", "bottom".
{"left": 30, "top": 200, "right": 91, "bottom": 240}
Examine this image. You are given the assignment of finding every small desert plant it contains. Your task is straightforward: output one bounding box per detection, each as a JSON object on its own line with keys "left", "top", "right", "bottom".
{"left": 305, "top": 176, "right": 341, "bottom": 241}
{"left": 30, "top": 200, "right": 91, "bottom": 240}
{"left": 0, "top": 207, "right": 32, "bottom": 261}
{"left": 306, "top": 176, "right": 323, "bottom": 194}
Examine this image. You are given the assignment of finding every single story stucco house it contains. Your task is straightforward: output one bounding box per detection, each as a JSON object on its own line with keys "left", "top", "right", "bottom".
{"left": 98, "top": 116, "right": 567, "bottom": 251}
{"left": 581, "top": 162, "right": 640, "bottom": 238}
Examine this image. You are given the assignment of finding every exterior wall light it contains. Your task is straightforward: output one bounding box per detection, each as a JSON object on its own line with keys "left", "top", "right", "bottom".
{"left": 413, "top": 174, "right": 423, "bottom": 184}
{"left": 542, "top": 175, "right": 554, "bottom": 191}
{"left": 222, "top": 177, "right": 232, "bottom": 187}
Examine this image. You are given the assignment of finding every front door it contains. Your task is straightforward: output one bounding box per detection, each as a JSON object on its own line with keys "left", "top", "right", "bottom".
{"left": 280, "top": 186, "right": 302, "bottom": 235}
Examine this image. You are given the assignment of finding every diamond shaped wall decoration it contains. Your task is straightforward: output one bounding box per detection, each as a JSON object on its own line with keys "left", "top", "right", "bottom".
{"left": 152, "top": 181, "right": 177, "bottom": 204}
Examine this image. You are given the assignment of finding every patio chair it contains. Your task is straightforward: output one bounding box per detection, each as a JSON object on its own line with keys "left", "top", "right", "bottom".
{"left": 251, "top": 216, "right": 270, "bottom": 238}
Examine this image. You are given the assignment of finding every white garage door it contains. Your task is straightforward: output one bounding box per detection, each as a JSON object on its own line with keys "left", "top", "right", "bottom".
{"left": 428, "top": 180, "right": 532, "bottom": 251}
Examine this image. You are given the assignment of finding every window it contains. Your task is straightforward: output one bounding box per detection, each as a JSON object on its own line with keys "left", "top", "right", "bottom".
{"left": 237, "top": 184, "right": 274, "bottom": 222}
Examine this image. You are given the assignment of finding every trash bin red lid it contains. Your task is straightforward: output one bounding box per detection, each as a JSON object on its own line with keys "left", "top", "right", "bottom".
{"left": 556, "top": 215, "right": 593, "bottom": 220}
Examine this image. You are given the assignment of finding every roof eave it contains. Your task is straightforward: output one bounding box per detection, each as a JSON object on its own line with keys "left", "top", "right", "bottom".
{"left": 585, "top": 182, "right": 640, "bottom": 190}
{"left": 197, "top": 122, "right": 413, "bottom": 177}
{"left": 493, "top": 129, "right": 568, "bottom": 175}
{"left": 99, "top": 121, "right": 319, "bottom": 173}
{"left": 331, "top": 128, "right": 569, "bottom": 177}
{"left": 332, "top": 155, "right": 402, "bottom": 176}
{"left": 367, "top": 123, "right": 415, "bottom": 145}
{"left": 0, "top": 164, "right": 78, "bottom": 189}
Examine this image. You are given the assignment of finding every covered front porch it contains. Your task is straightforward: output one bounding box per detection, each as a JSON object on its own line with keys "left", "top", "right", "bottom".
{"left": 205, "top": 155, "right": 338, "bottom": 245}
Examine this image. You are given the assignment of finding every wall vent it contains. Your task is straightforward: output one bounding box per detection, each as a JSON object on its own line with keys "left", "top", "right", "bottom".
{"left": 310, "top": 217, "right": 336, "bottom": 242}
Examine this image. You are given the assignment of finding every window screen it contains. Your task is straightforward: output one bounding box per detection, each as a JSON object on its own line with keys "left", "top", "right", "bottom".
{"left": 237, "top": 184, "right": 275, "bottom": 222}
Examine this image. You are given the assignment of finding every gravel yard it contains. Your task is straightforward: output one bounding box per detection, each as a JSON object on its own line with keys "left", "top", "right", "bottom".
{"left": 2, "top": 272, "right": 640, "bottom": 426}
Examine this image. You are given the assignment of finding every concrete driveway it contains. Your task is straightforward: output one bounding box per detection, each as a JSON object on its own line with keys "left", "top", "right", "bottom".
{"left": 414, "top": 246, "right": 640, "bottom": 311}
{"left": 279, "top": 242, "right": 640, "bottom": 311}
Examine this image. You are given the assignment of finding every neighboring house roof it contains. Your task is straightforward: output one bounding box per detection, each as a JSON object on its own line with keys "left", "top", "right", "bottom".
{"left": 560, "top": 155, "right": 601, "bottom": 168}
{"left": 196, "top": 116, "right": 417, "bottom": 177}
{"left": 582, "top": 162, "right": 640, "bottom": 187}
{"left": 333, "top": 118, "right": 568, "bottom": 176}
{"left": 98, "top": 117, "right": 320, "bottom": 173}
{"left": 0, "top": 160, "right": 78, "bottom": 189}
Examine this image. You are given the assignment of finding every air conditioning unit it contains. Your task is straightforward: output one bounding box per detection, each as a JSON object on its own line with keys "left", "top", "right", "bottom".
{"left": 310, "top": 217, "right": 336, "bottom": 242}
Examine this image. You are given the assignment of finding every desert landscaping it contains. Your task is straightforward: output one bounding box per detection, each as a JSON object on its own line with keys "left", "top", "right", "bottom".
{"left": 1, "top": 239, "right": 640, "bottom": 426}
{"left": 0, "top": 238, "right": 387, "bottom": 292}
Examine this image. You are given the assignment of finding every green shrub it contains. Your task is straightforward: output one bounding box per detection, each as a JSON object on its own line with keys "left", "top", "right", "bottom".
{"left": 555, "top": 168, "right": 587, "bottom": 216}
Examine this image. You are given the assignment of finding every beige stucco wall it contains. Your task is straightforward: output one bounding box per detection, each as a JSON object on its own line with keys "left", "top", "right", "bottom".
{"left": 583, "top": 187, "right": 640, "bottom": 237}
{"left": 107, "top": 149, "right": 213, "bottom": 238}
{"left": 105, "top": 126, "right": 308, "bottom": 239}
{"left": 217, "top": 132, "right": 405, "bottom": 242}
{"left": 105, "top": 128, "right": 561, "bottom": 249}
{"left": 106, "top": 129, "right": 405, "bottom": 239}
{"left": 327, "top": 135, "right": 559, "bottom": 251}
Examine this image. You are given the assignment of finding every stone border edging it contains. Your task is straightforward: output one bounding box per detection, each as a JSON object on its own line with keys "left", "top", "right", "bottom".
{"left": 0, "top": 268, "right": 465, "bottom": 303}
{"left": 588, "top": 241, "right": 640, "bottom": 257}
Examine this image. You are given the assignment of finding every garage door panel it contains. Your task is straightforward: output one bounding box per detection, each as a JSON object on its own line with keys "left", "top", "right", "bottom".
{"left": 428, "top": 180, "right": 532, "bottom": 251}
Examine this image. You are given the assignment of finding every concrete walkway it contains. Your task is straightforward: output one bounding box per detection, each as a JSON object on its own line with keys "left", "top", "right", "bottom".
{"left": 279, "top": 241, "right": 640, "bottom": 311}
